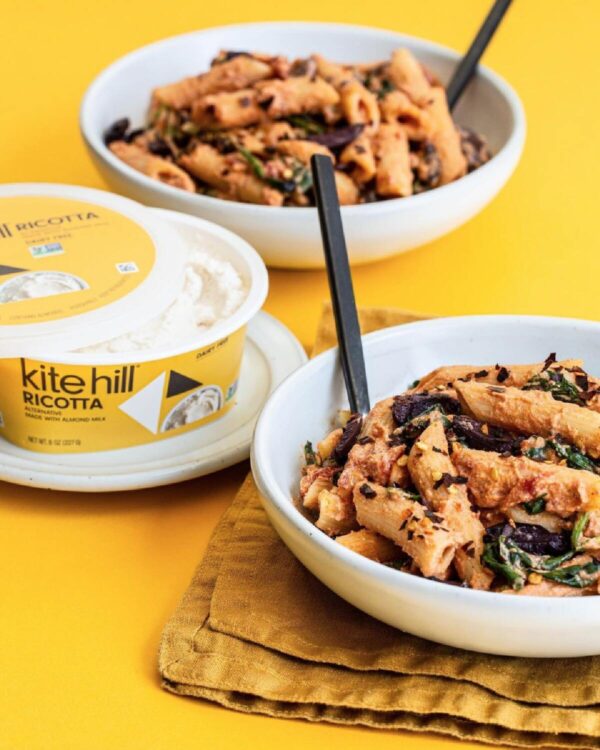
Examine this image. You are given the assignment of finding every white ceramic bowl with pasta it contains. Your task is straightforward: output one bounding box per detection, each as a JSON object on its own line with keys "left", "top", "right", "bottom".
{"left": 80, "top": 22, "right": 525, "bottom": 269}
{"left": 251, "top": 316, "right": 600, "bottom": 657}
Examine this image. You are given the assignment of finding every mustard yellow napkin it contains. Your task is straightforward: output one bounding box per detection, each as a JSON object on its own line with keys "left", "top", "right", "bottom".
{"left": 159, "top": 305, "right": 600, "bottom": 749}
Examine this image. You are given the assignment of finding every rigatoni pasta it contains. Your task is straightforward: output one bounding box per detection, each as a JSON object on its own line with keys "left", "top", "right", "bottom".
{"left": 300, "top": 354, "right": 600, "bottom": 596}
{"left": 105, "top": 47, "right": 491, "bottom": 207}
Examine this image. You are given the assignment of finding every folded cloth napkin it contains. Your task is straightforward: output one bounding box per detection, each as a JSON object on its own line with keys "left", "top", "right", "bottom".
{"left": 159, "top": 305, "right": 600, "bottom": 749}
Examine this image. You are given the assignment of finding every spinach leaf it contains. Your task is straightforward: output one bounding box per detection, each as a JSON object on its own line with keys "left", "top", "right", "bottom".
{"left": 525, "top": 444, "right": 548, "bottom": 461}
{"left": 292, "top": 162, "right": 313, "bottom": 193}
{"left": 376, "top": 79, "right": 395, "bottom": 100}
{"left": 547, "top": 439, "right": 599, "bottom": 474}
{"left": 286, "top": 114, "right": 326, "bottom": 135}
{"left": 523, "top": 495, "right": 547, "bottom": 515}
{"left": 541, "top": 561, "right": 600, "bottom": 588}
{"left": 572, "top": 512, "right": 590, "bottom": 550}
{"left": 238, "top": 147, "right": 297, "bottom": 194}
{"left": 238, "top": 146, "right": 265, "bottom": 179}
{"left": 482, "top": 536, "right": 530, "bottom": 590}
{"left": 483, "top": 534, "right": 587, "bottom": 590}
{"left": 304, "top": 441, "right": 318, "bottom": 466}
{"left": 523, "top": 371, "right": 583, "bottom": 405}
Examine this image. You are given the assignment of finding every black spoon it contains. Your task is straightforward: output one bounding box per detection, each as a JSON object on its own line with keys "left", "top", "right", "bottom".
{"left": 311, "top": 154, "right": 370, "bottom": 416}
{"left": 447, "top": 0, "right": 513, "bottom": 111}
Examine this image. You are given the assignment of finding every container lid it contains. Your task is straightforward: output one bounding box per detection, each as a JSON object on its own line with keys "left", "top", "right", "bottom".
{"left": 0, "top": 184, "right": 189, "bottom": 356}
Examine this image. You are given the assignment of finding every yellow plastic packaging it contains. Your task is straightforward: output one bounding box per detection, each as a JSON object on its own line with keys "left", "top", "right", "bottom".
{"left": 0, "top": 185, "right": 268, "bottom": 454}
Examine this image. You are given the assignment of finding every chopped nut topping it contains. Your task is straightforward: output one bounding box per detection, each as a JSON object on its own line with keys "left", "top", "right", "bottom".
{"left": 528, "top": 572, "right": 543, "bottom": 585}
{"left": 397, "top": 455, "right": 409, "bottom": 467}
{"left": 431, "top": 470, "right": 443, "bottom": 482}
{"left": 415, "top": 441, "right": 429, "bottom": 451}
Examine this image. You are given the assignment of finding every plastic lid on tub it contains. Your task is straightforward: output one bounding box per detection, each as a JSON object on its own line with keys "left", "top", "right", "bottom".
{"left": 0, "top": 184, "right": 189, "bottom": 355}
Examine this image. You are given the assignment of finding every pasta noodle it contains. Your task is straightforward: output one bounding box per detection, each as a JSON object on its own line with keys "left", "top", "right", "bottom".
{"left": 340, "top": 133, "right": 377, "bottom": 184}
{"left": 153, "top": 54, "right": 273, "bottom": 109}
{"left": 255, "top": 76, "right": 340, "bottom": 118}
{"left": 191, "top": 89, "right": 264, "bottom": 129}
{"left": 353, "top": 482, "right": 456, "bottom": 579}
{"left": 426, "top": 87, "right": 468, "bottom": 184}
{"left": 455, "top": 381, "right": 600, "bottom": 458}
{"left": 387, "top": 48, "right": 434, "bottom": 106}
{"left": 179, "top": 143, "right": 284, "bottom": 206}
{"left": 336, "top": 528, "right": 400, "bottom": 563}
{"left": 109, "top": 141, "right": 195, "bottom": 192}
{"left": 374, "top": 122, "right": 413, "bottom": 197}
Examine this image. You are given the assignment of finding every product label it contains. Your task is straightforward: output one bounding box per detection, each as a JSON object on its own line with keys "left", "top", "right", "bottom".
{"left": 0, "top": 196, "right": 155, "bottom": 325}
{"left": 0, "top": 327, "right": 246, "bottom": 453}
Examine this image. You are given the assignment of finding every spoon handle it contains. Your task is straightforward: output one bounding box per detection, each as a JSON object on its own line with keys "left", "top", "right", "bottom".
{"left": 311, "top": 154, "right": 370, "bottom": 415}
{"left": 447, "top": 0, "right": 513, "bottom": 111}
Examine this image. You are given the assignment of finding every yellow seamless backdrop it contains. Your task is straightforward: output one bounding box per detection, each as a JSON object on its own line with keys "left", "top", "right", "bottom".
{"left": 0, "top": 1, "right": 598, "bottom": 748}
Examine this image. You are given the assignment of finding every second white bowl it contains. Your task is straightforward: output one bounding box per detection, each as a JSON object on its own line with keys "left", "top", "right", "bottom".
{"left": 252, "top": 316, "right": 600, "bottom": 657}
{"left": 80, "top": 22, "right": 526, "bottom": 268}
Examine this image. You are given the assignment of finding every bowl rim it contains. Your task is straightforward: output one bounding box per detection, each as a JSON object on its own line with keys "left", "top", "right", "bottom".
{"left": 252, "top": 314, "right": 600, "bottom": 610}
{"left": 80, "top": 20, "right": 526, "bottom": 217}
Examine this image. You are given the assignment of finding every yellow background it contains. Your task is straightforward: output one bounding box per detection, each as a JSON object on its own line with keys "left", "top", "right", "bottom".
{"left": 1, "top": 1, "right": 598, "bottom": 748}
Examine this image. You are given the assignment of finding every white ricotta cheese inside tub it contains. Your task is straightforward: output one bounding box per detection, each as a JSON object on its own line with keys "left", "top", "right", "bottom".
{"left": 80, "top": 236, "right": 247, "bottom": 353}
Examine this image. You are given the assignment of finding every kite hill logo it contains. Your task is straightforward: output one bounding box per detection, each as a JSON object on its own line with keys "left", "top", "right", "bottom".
{"left": 20, "top": 360, "right": 137, "bottom": 411}
{"left": 0, "top": 223, "right": 12, "bottom": 239}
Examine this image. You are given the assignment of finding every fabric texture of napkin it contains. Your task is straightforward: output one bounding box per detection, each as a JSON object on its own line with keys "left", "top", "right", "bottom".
{"left": 159, "top": 304, "right": 600, "bottom": 749}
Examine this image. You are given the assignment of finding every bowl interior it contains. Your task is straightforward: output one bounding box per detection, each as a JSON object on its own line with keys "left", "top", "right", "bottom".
{"left": 255, "top": 316, "right": 600, "bottom": 505}
{"left": 84, "top": 23, "right": 517, "bottom": 159}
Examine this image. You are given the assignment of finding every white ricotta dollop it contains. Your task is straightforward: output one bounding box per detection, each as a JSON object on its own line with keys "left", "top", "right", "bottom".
{"left": 81, "top": 244, "right": 247, "bottom": 353}
{"left": 162, "top": 386, "right": 223, "bottom": 431}
{"left": 0, "top": 272, "right": 86, "bottom": 303}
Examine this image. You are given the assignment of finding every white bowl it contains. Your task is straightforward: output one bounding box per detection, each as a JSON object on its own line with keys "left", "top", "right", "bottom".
{"left": 80, "top": 22, "right": 526, "bottom": 269}
{"left": 252, "top": 316, "right": 600, "bottom": 657}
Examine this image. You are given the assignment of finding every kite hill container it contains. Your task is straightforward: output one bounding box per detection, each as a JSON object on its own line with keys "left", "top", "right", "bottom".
{"left": 0, "top": 184, "right": 267, "bottom": 454}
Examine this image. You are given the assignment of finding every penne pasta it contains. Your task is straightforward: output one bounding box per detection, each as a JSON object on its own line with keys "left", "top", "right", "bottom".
{"left": 408, "top": 420, "right": 492, "bottom": 589}
{"left": 426, "top": 87, "right": 468, "bottom": 184}
{"left": 336, "top": 528, "right": 400, "bottom": 562}
{"left": 191, "top": 89, "right": 264, "bottom": 129}
{"left": 455, "top": 381, "right": 600, "bottom": 458}
{"left": 109, "top": 141, "right": 195, "bottom": 192}
{"left": 353, "top": 482, "right": 456, "bottom": 579}
{"left": 452, "top": 444, "right": 600, "bottom": 514}
{"left": 300, "top": 464, "right": 335, "bottom": 511}
{"left": 275, "top": 139, "right": 333, "bottom": 162}
{"left": 179, "top": 143, "right": 284, "bottom": 206}
{"left": 316, "top": 488, "right": 357, "bottom": 536}
{"left": 340, "top": 133, "right": 377, "bottom": 184}
{"left": 312, "top": 54, "right": 353, "bottom": 89}
{"left": 153, "top": 55, "right": 273, "bottom": 109}
{"left": 255, "top": 76, "right": 340, "bottom": 118}
{"left": 387, "top": 48, "right": 433, "bottom": 106}
{"left": 334, "top": 170, "right": 360, "bottom": 205}
{"left": 380, "top": 89, "right": 433, "bottom": 140}
{"left": 339, "top": 79, "right": 380, "bottom": 131}
{"left": 374, "top": 122, "right": 413, "bottom": 197}
{"left": 414, "top": 360, "right": 584, "bottom": 392}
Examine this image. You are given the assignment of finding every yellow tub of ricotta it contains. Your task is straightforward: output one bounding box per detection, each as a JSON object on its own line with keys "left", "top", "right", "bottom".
{"left": 0, "top": 184, "right": 268, "bottom": 454}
